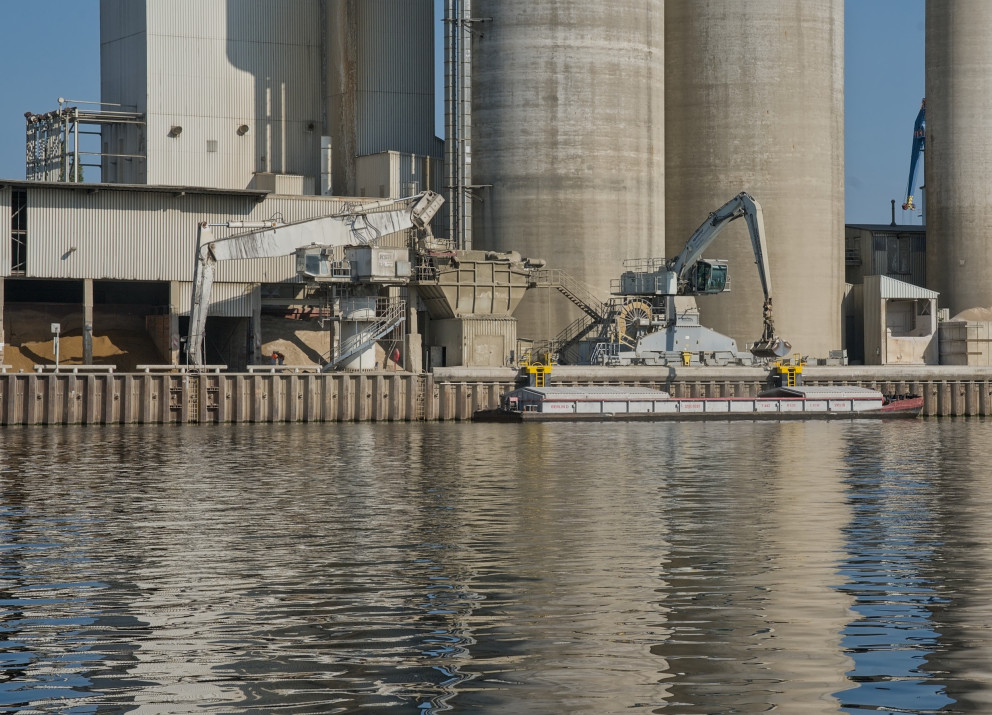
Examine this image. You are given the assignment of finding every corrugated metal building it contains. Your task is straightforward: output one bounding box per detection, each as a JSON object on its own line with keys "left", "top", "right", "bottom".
{"left": 1, "top": 181, "right": 355, "bottom": 283}
{"left": 0, "top": 180, "right": 377, "bottom": 367}
{"left": 845, "top": 224, "right": 926, "bottom": 288}
{"left": 843, "top": 224, "right": 930, "bottom": 365}
{"left": 847, "top": 275, "right": 938, "bottom": 366}
{"left": 326, "top": 0, "right": 442, "bottom": 198}
{"left": 100, "top": 0, "right": 323, "bottom": 191}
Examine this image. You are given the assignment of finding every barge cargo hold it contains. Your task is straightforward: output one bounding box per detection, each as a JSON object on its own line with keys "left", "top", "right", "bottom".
{"left": 474, "top": 385, "right": 923, "bottom": 422}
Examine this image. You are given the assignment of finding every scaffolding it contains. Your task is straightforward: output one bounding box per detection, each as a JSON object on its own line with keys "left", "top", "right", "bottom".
{"left": 25, "top": 98, "right": 144, "bottom": 182}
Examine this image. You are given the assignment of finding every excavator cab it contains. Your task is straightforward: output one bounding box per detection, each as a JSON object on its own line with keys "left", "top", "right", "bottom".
{"left": 685, "top": 259, "right": 729, "bottom": 295}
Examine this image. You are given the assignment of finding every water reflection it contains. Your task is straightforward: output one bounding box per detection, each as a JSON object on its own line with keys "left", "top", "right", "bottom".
{"left": 0, "top": 421, "right": 990, "bottom": 712}
{"left": 917, "top": 419, "right": 992, "bottom": 713}
{"left": 652, "top": 421, "right": 854, "bottom": 713}
{"left": 833, "top": 421, "right": 953, "bottom": 714}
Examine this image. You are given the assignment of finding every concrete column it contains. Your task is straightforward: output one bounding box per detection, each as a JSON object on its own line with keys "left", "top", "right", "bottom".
{"left": 169, "top": 281, "right": 184, "bottom": 365}
{"left": 666, "top": 0, "right": 844, "bottom": 358}
{"left": 250, "top": 285, "right": 262, "bottom": 366}
{"left": 83, "top": 278, "right": 93, "bottom": 365}
{"left": 926, "top": 1, "right": 992, "bottom": 315}
{"left": 405, "top": 303, "right": 423, "bottom": 373}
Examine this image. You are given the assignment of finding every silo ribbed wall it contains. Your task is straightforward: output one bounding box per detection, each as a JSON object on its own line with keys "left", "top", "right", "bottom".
{"left": 925, "top": 1, "right": 992, "bottom": 317}
{"left": 665, "top": 0, "right": 844, "bottom": 358}
{"left": 471, "top": 1, "right": 665, "bottom": 342}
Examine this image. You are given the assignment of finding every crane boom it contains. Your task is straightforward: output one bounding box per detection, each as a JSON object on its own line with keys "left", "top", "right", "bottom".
{"left": 670, "top": 191, "right": 772, "bottom": 299}
{"left": 187, "top": 191, "right": 444, "bottom": 366}
{"left": 671, "top": 191, "right": 787, "bottom": 358}
{"left": 902, "top": 99, "right": 926, "bottom": 211}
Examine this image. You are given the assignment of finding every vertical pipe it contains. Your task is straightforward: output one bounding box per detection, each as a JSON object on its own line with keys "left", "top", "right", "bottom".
{"left": 460, "top": 0, "right": 473, "bottom": 250}
{"left": 444, "top": 0, "right": 458, "bottom": 243}
{"left": 73, "top": 110, "right": 80, "bottom": 182}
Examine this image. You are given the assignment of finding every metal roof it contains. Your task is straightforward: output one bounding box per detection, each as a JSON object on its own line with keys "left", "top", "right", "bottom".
{"left": 875, "top": 275, "right": 939, "bottom": 300}
{"left": 846, "top": 224, "right": 926, "bottom": 233}
{"left": 762, "top": 386, "right": 882, "bottom": 399}
{"left": 511, "top": 386, "right": 670, "bottom": 400}
{"left": 0, "top": 179, "right": 268, "bottom": 199}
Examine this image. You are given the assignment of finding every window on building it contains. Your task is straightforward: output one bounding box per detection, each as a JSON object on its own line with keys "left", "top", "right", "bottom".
{"left": 11, "top": 189, "right": 26, "bottom": 275}
{"left": 886, "top": 234, "right": 911, "bottom": 275}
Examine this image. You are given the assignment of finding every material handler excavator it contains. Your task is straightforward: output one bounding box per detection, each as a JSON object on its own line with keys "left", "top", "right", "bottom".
{"left": 599, "top": 191, "right": 791, "bottom": 365}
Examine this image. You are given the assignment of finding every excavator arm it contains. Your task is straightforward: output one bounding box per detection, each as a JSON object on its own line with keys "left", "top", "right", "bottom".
{"left": 187, "top": 191, "right": 444, "bottom": 366}
{"left": 670, "top": 191, "right": 790, "bottom": 358}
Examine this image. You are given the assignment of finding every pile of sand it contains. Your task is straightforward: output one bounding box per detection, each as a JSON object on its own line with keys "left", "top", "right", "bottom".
{"left": 4, "top": 306, "right": 162, "bottom": 372}
{"left": 950, "top": 306, "right": 992, "bottom": 322}
{"left": 5, "top": 331, "right": 163, "bottom": 372}
{"left": 258, "top": 314, "right": 403, "bottom": 369}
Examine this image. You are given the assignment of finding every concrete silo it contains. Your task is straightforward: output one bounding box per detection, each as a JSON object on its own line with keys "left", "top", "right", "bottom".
{"left": 471, "top": 1, "right": 665, "bottom": 342}
{"left": 925, "top": 1, "right": 992, "bottom": 316}
{"left": 665, "top": 1, "right": 844, "bottom": 359}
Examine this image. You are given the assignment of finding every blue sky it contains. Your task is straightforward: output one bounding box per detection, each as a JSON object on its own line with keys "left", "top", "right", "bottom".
{"left": 0, "top": 0, "right": 924, "bottom": 225}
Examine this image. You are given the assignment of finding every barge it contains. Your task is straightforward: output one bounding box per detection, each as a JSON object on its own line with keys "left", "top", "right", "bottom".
{"left": 473, "top": 384, "right": 923, "bottom": 422}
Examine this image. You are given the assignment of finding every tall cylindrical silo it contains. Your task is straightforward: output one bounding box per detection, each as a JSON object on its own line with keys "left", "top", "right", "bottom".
{"left": 925, "top": 1, "right": 992, "bottom": 316}
{"left": 665, "top": 1, "right": 844, "bottom": 359}
{"left": 471, "top": 1, "right": 665, "bottom": 343}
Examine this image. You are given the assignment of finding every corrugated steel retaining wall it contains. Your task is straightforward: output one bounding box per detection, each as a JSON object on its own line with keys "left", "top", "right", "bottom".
{"left": 0, "top": 371, "right": 991, "bottom": 424}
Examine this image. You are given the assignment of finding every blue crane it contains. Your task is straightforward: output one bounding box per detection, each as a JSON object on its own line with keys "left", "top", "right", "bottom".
{"left": 902, "top": 99, "right": 925, "bottom": 211}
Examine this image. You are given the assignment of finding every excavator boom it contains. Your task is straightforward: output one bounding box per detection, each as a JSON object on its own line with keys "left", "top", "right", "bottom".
{"left": 671, "top": 192, "right": 790, "bottom": 358}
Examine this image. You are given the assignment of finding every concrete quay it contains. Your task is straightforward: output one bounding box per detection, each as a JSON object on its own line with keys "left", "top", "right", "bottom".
{"left": 1, "top": 365, "right": 991, "bottom": 425}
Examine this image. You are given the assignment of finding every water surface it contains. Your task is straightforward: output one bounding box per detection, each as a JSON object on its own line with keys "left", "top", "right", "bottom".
{"left": 0, "top": 419, "right": 988, "bottom": 713}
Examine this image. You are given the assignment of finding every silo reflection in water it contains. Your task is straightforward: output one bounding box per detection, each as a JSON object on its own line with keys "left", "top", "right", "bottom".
{"left": 649, "top": 421, "right": 853, "bottom": 713}
{"left": 898, "top": 420, "right": 992, "bottom": 713}
{"left": 1, "top": 421, "right": 992, "bottom": 711}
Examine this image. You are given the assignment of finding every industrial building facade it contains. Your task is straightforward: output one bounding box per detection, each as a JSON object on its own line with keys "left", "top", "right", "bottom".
{"left": 8, "top": 0, "right": 992, "bottom": 373}
{"left": 0, "top": 181, "right": 361, "bottom": 370}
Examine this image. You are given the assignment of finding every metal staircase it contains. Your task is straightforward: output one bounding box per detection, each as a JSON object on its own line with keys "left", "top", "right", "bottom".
{"left": 530, "top": 269, "right": 612, "bottom": 363}
{"left": 323, "top": 298, "right": 406, "bottom": 371}
{"left": 530, "top": 269, "right": 608, "bottom": 320}
{"left": 589, "top": 342, "right": 621, "bottom": 366}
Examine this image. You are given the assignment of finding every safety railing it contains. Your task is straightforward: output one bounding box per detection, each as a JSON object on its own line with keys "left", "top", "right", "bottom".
{"left": 326, "top": 298, "right": 406, "bottom": 370}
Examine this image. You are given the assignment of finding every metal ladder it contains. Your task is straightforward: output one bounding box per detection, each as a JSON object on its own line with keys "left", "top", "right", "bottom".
{"left": 414, "top": 374, "right": 427, "bottom": 420}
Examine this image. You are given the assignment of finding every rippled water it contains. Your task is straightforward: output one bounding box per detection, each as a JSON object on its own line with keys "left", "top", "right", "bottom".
{"left": 0, "top": 419, "right": 990, "bottom": 713}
